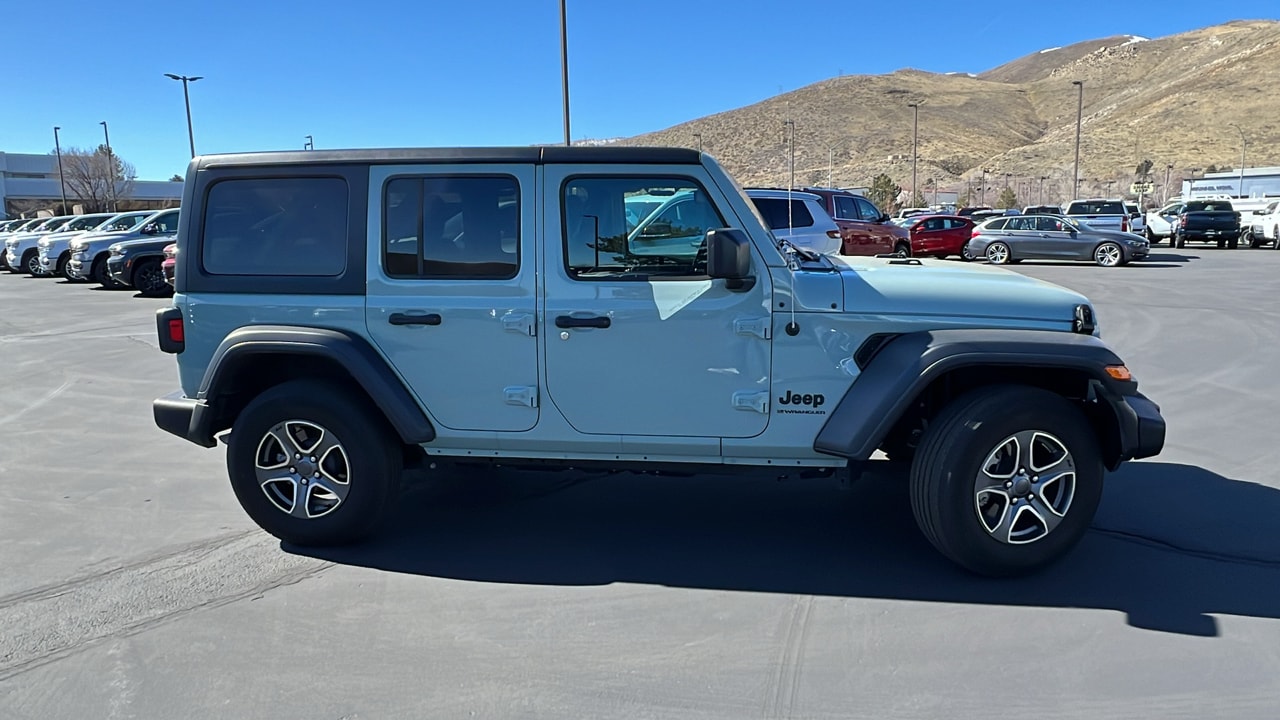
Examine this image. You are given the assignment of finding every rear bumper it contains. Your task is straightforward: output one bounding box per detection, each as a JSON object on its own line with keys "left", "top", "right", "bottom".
{"left": 153, "top": 391, "right": 218, "bottom": 448}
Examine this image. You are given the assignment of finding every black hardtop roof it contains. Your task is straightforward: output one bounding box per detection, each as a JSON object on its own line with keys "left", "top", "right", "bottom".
{"left": 194, "top": 146, "right": 702, "bottom": 169}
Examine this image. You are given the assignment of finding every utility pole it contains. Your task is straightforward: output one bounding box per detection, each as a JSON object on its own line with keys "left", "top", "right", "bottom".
{"left": 693, "top": 132, "right": 702, "bottom": 153}
{"left": 100, "top": 121, "right": 115, "bottom": 212}
{"left": 908, "top": 102, "right": 919, "bottom": 206}
{"left": 784, "top": 120, "right": 795, "bottom": 190}
{"left": 981, "top": 168, "right": 990, "bottom": 207}
{"left": 1039, "top": 175, "right": 1048, "bottom": 205}
{"left": 1072, "top": 80, "right": 1084, "bottom": 200}
{"left": 1164, "top": 164, "right": 1173, "bottom": 202}
{"left": 1228, "top": 123, "right": 1247, "bottom": 198}
{"left": 53, "top": 126, "right": 69, "bottom": 214}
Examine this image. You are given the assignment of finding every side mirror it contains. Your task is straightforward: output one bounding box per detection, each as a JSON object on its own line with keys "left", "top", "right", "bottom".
{"left": 706, "top": 228, "right": 753, "bottom": 291}
{"left": 878, "top": 213, "right": 890, "bottom": 223}
{"left": 140, "top": 222, "right": 159, "bottom": 236}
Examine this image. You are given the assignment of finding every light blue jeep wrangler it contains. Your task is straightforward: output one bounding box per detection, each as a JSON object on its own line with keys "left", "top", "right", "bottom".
{"left": 153, "top": 147, "right": 1165, "bottom": 576}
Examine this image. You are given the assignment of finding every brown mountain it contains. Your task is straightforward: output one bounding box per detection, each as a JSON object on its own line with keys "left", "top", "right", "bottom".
{"left": 616, "top": 19, "right": 1280, "bottom": 206}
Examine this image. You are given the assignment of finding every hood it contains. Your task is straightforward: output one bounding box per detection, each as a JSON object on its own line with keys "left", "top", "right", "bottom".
{"left": 832, "top": 256, "right": 1089, "bottom": 325}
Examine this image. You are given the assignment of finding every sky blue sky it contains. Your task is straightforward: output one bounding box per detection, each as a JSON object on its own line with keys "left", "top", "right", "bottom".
{"left": 2, "top": 1, "right": 1269, "bottom": 180}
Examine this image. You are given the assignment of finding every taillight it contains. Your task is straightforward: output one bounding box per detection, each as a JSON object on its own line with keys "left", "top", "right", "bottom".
{"left": 1121, "top": 216, "right": 1129, "bottom": 232}
{"left": 826, "top": 230, "right": 841, "bottom": 239}
{"left": 156, "top": 306, "right": 185, "bottom": 354}
{"left": 971, "top": 228, "right": 981, "bottom": 238}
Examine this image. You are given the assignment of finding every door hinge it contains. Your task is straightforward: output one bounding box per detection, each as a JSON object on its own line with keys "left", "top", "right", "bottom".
{"left": 502, "top": 312, "right": 536, "bottom": 336}
{"left": 732, "top": 390, "right": 769, "bottom": 414}
{"left": 503, "top": 386, "right": 538, "bottom": 408}
{"left": 733, "top": 317, "right": 771, "bottom": 340}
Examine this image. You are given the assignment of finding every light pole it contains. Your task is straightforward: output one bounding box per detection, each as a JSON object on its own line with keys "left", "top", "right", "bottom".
{"left": 1164, "top": 163, "right": 1173, "bottom": 202}
{"left": 165, "top": 73, "right": 203, "bottom": 158}
{"left": 783, "top": 120, "right": 795, "bottom": 190}
{"left": 908, "top": 102, "right": 919, "bottom": 206}
{"left": 981, "top": 168, "right": 990, "bottom": 206}
{"left": 1072, "top": 80, "right": 1084, "bottom": 199}
{"left": 1039, "top": 175, "right": 1048, "bottom": 205}
{"left": 693, "top": 133, "right": 702, "bottom": 153}
{"left": 304, "top": 135, "right": 314, "bottom": 150}
{"left": 1105, "top": 179, "right": 1115, "bottom": 197}
{"left": 559, "top": 0, "right": 570, "bottom": 146}
{"left": 53, "top": 126, "right": 68, "bottom": 214}
{"left": 1228, "top": 123, "right": 1247, "bottom": 198}
{"left": 100, "top": 121, "right": 115, "bottom": 212}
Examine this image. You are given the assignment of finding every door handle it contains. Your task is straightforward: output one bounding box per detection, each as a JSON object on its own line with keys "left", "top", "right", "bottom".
{"left": 388, "top": 312, "right": 442, "bottom": 326}
{"left": 555, "top": 315, "right": 611, "bottom": 329}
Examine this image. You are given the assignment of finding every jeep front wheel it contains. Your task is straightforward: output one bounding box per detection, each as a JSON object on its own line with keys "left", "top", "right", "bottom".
{"left": 909, "top": 385, "right": 1103, "bottom": 576}
{"left": 227, "top": 379, "right": 402, "bottom": 546}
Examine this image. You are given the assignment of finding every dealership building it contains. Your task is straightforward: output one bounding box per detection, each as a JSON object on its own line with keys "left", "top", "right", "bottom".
{"left": 1181, "top": 166, "right": 1280, "bottom": 200}
{"left": 1, "top": 151, "right": 183, "bottom": 218}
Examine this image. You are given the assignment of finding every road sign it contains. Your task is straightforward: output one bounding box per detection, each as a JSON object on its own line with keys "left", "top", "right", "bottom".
{"left": 1130, "top": 182, "right": 1155, "bottom": 194}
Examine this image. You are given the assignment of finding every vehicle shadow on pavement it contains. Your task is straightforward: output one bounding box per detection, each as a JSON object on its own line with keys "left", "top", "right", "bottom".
{"left": 292, "top": 460, "right": 1280, "bottom": 637}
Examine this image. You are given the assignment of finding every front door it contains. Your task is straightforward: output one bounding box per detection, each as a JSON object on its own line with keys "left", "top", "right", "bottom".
{"left": 541, "top": 167, "right": 773, "bottom": 438}
{"left": 365, "top": 164, "right": 540, "bottom": 432}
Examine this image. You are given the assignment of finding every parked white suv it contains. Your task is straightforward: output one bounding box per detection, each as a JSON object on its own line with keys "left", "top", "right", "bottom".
{"left": 745, "top": 189, "right": 842, "bottom": 255}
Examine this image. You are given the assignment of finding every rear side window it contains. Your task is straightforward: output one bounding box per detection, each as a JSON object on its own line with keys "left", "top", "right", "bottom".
{"left": 833, "top": 195, "right": 860, "bottom": 220}
{"left": 751, "top": 198, "right": 815, "bottom": 229}
{"left": 201, "top": 177, "right": 348, "bottom": 276}
{"left": 1068, "top": 201, "right": 1125, "bottom": 215}
{"left": 383, "top": 176, "right": 519, "bottom": 279}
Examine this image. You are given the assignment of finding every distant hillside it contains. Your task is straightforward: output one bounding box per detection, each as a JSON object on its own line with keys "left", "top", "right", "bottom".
{"left": 615, "top": 19, "right": 1280, "bottom": 206}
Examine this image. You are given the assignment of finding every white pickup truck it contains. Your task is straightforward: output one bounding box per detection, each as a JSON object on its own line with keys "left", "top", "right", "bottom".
{"left": 1144, "top": 201, "right": 1184, "bottom": 244}
{"left": 1246, "top": 200, "right": 1280, "bottom": 248}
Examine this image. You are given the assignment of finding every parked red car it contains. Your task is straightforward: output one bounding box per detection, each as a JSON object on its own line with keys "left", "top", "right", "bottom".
{"left": 791, "top": 186, "right": 911, "bottom": 256}
{"left": 161, "top": 242, "right": 177, "bottom": 287}
{"left": 901, "top": 214, "right": 976, "bottom": 260}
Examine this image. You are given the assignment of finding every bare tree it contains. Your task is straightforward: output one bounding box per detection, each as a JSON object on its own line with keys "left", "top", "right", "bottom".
{"left": 56, "top": 145, "right": 136, "bottom": 213}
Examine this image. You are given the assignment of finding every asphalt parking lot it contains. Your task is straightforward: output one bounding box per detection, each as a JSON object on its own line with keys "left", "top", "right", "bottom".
{"left": 3, "top": 249, "right": 1279, "bottom": 719}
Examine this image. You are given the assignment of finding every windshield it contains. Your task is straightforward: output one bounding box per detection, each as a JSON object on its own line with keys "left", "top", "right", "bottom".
{"left": 96, "top": 212, "right": 150, "bottom": 232}
{"left": 64, "top": 216, "right": 111, "bottom": 231}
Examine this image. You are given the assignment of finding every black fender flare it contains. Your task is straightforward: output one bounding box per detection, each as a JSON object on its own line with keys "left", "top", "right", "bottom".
{"left": 185, "top": 325, "right": 435, "bottom": 447}
{"left": 812, "top": 329, "right": 1155, "bottom": 463}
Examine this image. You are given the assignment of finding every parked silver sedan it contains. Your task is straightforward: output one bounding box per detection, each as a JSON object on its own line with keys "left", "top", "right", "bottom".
{"left": 966, "top": 214, "right": 1149, "bottom": 267}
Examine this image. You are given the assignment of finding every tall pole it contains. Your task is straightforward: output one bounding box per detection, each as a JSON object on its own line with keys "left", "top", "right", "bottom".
{"left": 827, "top": 147, "right": 833, "bottom": 187}
{"left": 783, "top": 120, "right": 795, "bottom": 190}
{"left": 1072, "top": 80, "right": 1084, "bottom": 199}
{"left": 165, "top": 74, "right": 203, "bottom": 158}
{"left": 1164, "top": 164, "right": 1173, "bottom": 202}
{"left": 693, "top": 133, "right": 702, "bottom": 153}
{"left": 908, "top": 102, "right": 919, "bottom": 206}
{"left": 559, "top": 0, "right": 571, "bottom": 147}
{"left": 53, "top": 126, "right": 68, "bottom": 214}
{"left": 1228, "top": 123, "right": 1246, "bottom": 198}
{"left": 305, "top": 135, "right": 314, "bottom": 150}
{"left": 981, "top": 168, "right": 989, "bottom": 207}
{"left": 100, "top": 121, "right": 114, "bottom": 212}
{"left": 1039, "top": 175, "right": 1048, "bottom": 205}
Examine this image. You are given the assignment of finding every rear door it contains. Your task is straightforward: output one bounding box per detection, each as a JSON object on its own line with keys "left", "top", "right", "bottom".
{"left": 854, "top": 196, "right": 895, "bottom": 254}
{"left": 364, "top": 164, "right": 540, "bottom": 432}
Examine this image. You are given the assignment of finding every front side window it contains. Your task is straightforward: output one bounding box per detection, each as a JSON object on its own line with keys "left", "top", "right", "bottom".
{"left": 854, "top": 197, "right": 880, "bottom": 221}
{"left": 563, "top": 177, "right": 723, "bottom": 280}
{"left": 201, "top": 177, "right": 347, "bottom": 276}
{"left": 383, "top": 175, "right": 519, "bottom": 279}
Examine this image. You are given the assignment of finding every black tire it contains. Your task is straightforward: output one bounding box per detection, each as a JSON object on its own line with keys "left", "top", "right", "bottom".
{"left": 960, "top": 244, "right": 976, "bottom": 261}
{"left": 893, "top": 242, "right": 911, "bottom": 258}
{"left": 22, "top": 250, "right": 40, "bottom": 276}
{"left": 1226, "top": 236, "right": 1238, "bottom": 249}
{"left": 909, "top": 385, "right": 1103, "bottom": 577}
{"left": 1143, "top": 228, "right": 1154, "bottom": 243}
{"left": 1093, "top": 241, "right": 1123, "bottom": 267}
{"left": 227, "top": 379, "right": 403, "bottom": 546}
{"left": 1175, "top": 234, "right": 1185, "bottom": 249}
{"left": 55, "top": 252, "right": 72, "bottom": 280}
{"left": 131, "top": 258, "right": 172, "bottom": 297}
{"left": 985, "top": 242, "right": 1011, "bottom": 265}
{"left": 92, "top": 255, "right": 119, "bottom": 287}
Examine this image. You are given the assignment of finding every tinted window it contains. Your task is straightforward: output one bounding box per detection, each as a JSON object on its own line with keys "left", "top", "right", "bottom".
{"left": 382, "top": 176, "right": 518, "bottom": 279}
{"left": 985, "top": 218, "right": 1009, "bottom": 230}
{"left": 1185, "top": 201, "right": 1234, "bottom": 212}
{"left": 854, "top": 197, "right": 880, "bottom": 220}
{"left": 833, "top": 195, "right": 860, "bottom": 220}
{"left": 751, "top": 198, "right": 815, "bottom": 229}
{"left": 1068, "top": 201, "right": 1125, "bottom": 215}
{"left": 202, "top": 177, "right": 347, "bottom": 276}
{"left": 1036, "top": 216, "right": 1068, "bottom": 232}
{"left": 563, "top": 177, "right": 723, "bottom": 280}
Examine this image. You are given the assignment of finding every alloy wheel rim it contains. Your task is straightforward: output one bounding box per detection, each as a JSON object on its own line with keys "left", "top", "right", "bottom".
{"left": 1096, "top": 244, "right": 1121, "bottom": 266}
{"left": 987, "top": 244, "right": 1008, "bottom": 264}
{"left": 138, "top": 265, "right": 166, "bottom": 292}
{"left": 973, "top": 431, "right": 1076, "bottom": 545}
{"left": 254, "top": 420, "right": 351, "bottom": 519}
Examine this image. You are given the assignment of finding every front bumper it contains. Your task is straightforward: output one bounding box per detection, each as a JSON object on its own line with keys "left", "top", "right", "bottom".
{"left": 1108, "top": 390, "right": 1166, "bottom": 466}
{"left": 4, "top": 249, "right": 18, "bottom": 270}
{"left": 67, "top": 256, "right": 86, "bottom": 279}
{"left": 107, "top": 255, "right": 129, "bottom": 284}
{"left": 153, "top": 391, "right": 218, "bottom": 448}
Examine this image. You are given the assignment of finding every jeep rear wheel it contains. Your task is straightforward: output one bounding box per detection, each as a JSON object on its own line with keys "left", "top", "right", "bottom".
{"left": 227, "top": 379, "right": 402, "bottom": 546}
{"left": 909, "top": 385, "right": 1103, "bottom": 576}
